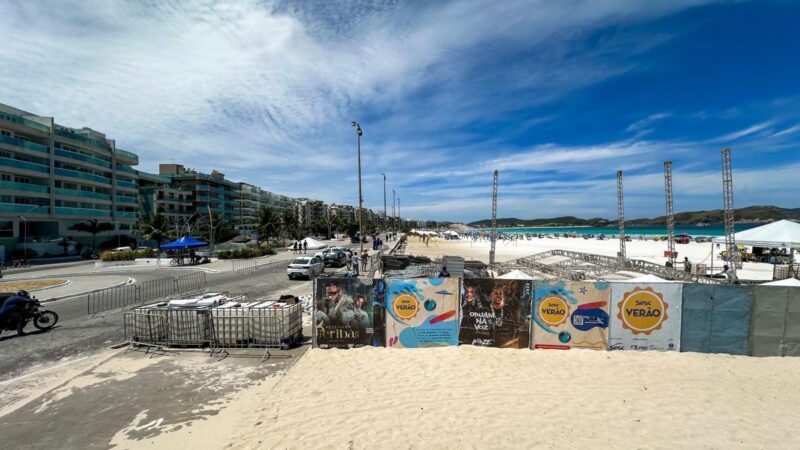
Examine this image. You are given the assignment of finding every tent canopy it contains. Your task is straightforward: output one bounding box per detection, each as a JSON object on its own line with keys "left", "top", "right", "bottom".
{"left": 712, "top": 220, "right": 800, "bottom": 249}
{"left": 622, "top": 274, "right": 671, "bottom": 283}
{"left": 762, "top": 278, "right": 800, "bottom": 286}
{"left": 159, "top": 235, "right": 209, "bottom": 250}
{"left": 287, "top": 237, "right": 328, "bottom": 250}
{"left": 498, "top": 270, "right": 535, "bottom": 280}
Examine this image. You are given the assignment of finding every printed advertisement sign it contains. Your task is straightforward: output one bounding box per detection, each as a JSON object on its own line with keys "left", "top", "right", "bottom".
{"left": 609, "top": 282, "right": 682, "bottom": 351}
{"left": 460, "top": 279, "right": 533, "bottom": 349}
{"left": 313, "top": 278, "right": 386, "bottom": 349}
{"left": 532, "top": 281, "right": 610, "bottom": 350}
{"left": 386, "top": 278, "right": 459, "bottom": 348}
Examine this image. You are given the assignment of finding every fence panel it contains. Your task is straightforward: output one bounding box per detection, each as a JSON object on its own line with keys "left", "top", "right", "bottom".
{"left": 175, "top": 272, "right": 207, "bottom": 293}
{"left": 87, "top": 284, "right": 138, "bottom": 315}
{"left": 138, "top": 277, "right": 176, "bottom": 303}
{"left": 681, "top": 284, "right": 752, "bottom": 355}
{"left": 750, "top": 286, "right": 789, "bottom": 356}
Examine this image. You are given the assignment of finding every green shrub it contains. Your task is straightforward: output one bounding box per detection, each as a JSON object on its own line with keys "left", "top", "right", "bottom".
{"left": 99, "top": 248, "right": 157, "bottom": 262}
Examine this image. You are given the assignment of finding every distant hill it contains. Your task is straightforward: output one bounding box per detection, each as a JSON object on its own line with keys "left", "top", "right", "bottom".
{"left": 467, "top": 205, "right": 800, "bottom": 227}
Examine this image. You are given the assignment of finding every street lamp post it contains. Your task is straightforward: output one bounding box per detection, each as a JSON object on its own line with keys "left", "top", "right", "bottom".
{"left": 352, "top": 121, "right": 364, "bottom": 253}
{"left": 398, "top": 197, "right": 401, "bottom": 232}
{"left": 19, "top": 215, "right": 27, "bottom": 264}
{"left": 392, "top": 189, "right": 396, "bottom": 235}
{"left": 381, "top": 173, "right": 387, "bottom": 237}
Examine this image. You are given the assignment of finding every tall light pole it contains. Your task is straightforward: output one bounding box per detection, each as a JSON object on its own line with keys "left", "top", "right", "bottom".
{"left": 392, "top": 189, "right": 396, "bottom": 234}
{"left": 19, "top": 215, "right": 27, "bottom": 264}
{"left": 352, "top": 121, "right": 364, "bottom": 253}
{"left": 381, "top": 173, "right": 387, "bottom": 236}
{"left": 397, "top": 197, "right": 401, "bottom": 231}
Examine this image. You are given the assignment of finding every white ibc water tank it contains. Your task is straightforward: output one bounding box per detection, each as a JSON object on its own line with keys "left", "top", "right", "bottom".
{"left": 211, "top": 302, "right": 257, "bottom": 346}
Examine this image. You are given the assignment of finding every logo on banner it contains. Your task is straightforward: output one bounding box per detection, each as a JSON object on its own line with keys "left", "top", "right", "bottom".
{"left": 537, "top": 295, "right": 570, "bottom": 327}
{"left": 393, "top": 293, "right": 420, "bottom": 320}
{"left": 617, "top": 287, "right": 668, "bottom": 335}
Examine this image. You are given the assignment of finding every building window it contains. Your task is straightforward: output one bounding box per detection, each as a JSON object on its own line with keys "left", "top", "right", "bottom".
{"left": 0, "top": 221, "right": 13, "bottom": 237}
{"left": 1, "top": 174, "right": 10, "bottom": 181}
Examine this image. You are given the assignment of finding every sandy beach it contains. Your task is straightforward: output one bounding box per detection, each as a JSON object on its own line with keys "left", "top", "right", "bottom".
{"left": 120, "top": 346, "right": 800, "bottom": 449}
{"left": 403, "top": 235, "right": 779, "bottom": 280}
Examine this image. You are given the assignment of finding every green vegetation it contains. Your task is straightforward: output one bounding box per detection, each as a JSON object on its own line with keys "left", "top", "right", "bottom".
{"left": 69, "top": 219, "right": 114, "bottom": 251}
{"left": 99, "top": 248, "right": 157, "bottom": 262}
{"left": 217, "top": 244, "right": 276, "bottom": 259}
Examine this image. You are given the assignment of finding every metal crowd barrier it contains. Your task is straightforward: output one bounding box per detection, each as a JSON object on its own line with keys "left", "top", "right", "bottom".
{"left": 87, "top": 272, "right": 208, "bottom": 315}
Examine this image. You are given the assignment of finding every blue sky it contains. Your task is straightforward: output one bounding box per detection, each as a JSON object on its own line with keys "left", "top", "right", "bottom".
{"left": 1, "top": 0, "right": 798, "bottom": 222}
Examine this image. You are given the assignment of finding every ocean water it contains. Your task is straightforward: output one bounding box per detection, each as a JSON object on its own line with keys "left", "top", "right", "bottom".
{"left": 487, "top": 223, "right": 761, "bottom": 237}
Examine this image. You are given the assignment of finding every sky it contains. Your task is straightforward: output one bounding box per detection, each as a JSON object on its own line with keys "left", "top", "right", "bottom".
{"left": 1, "top": 0, "right": 798, "bottom": 223}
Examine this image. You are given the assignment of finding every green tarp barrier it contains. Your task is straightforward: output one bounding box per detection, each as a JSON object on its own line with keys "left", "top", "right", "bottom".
{"left": 750, "top": 286, "right": 800, "bottom": 357}
{"left": 681, "top": 284, "right": 752, "bottom": 355}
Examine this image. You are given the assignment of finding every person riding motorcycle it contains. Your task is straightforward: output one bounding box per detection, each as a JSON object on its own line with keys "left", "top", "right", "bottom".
{"left": 0, "top": 290, "right": 36, "bottom": 335}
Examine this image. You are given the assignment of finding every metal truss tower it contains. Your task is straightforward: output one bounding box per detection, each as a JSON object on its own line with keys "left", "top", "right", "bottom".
{"left": 664, "top": 161, "right": 676, "bottom": 266}
{"left": 721, "top": 148, "right": 740, "bottom": 273}
{"left": 490, "top": 169, "right": 498, "bottom": 268}
{"left": 617, "top": 170, "right": 626, "bottom": 259}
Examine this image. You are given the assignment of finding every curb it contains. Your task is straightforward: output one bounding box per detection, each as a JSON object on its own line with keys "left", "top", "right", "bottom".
{"left": 40, "top": 277, "right": 136, "bottom": 303}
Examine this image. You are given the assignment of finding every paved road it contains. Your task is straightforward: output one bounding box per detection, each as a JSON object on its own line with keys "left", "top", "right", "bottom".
{"left": 0, "top": 239, "right": 386, "bottom": 383}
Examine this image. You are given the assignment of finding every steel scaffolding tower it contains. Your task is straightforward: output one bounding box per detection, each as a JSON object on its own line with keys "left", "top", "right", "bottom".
{"left": 617, "top": 170, "right": 626, "bottom": 259}
{"left": 490, "top": 170, "right": 498, "bottom": 268}
{"left": 664, "top": 161, "right": 676, "bottom": 266}
{"left": 721, "top": 148, "right": 740, "bottom": 273}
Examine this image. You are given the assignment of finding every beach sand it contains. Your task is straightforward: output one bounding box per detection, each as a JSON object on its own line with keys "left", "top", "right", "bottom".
{"left": 128, "top": 346, "right": 800, "bottom": 449}
{"left": 404, "top": 235, "right": 777, "bottom": 280}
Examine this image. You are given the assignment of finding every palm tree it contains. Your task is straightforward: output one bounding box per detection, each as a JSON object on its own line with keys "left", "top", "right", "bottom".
{"left": 253, "top": 206, "right": 278, "bottom": 244}
{"left": 281, "top": 208, "right": 299, "bottom": 240}
{"left": 69, "top": 219, "right": 114, "bottom": 251}
{"left": 137, "top": 213, "right": 170, "bottom": 248}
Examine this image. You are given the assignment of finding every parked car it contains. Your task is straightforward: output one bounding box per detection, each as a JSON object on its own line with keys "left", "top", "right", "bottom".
{"left": 322, "top": 250, "right": 347, "bottom": 267}
{"left": 287, "top": 256, "right": 324, "bottom": 280}
{"left": 675, "top": 234, "right": 691, "bottom": 244}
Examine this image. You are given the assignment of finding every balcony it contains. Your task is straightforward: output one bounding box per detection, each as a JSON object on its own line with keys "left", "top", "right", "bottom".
{"left": 54, "top": 167, "right": 111, "bottom": 184}
{"left": 115, "top": 164, "right": 138, "bottom": 174}
{"left": 114, "top": 211, "right": 137, "bottom": 219}
{"left": 0, "top": 112, "right": 50, "bottom": 133}
{"left": 114, "top": 148, "right": 139, "bottom": 165}
{"left": 55, "top": 188, "right": 111, "bottom": 201}
{"left": 54, "top": 148, "right": 111, "bottom": 168}
{"left": 0, "top": 157, "right": 49, "bottom": 174}
{"left": 116, "top": 196, "right": 137, "bottom": 204}
{"left": 55, "top": 207, "right": 112, "bottom": 217}
{"left": 115, "top": 179, "right": 137, "bottom": 190}
{"left": 0, "top": 203, "right": 50, "bottom": 214}
{"left": 54, "top": 129, "right": 111, "bottom": 152}
{"left": 0, "top": 134, "right": 49, "bottom": 154}
{"left": 0, "top": 180, "right": 49, "bottom": 194}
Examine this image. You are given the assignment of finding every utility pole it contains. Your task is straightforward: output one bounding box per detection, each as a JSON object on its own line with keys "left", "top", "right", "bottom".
{"left": 490, "top": 169, "right": 498, "bottom": 268}
{"left": 397, "top": 197, "right": 400, "bottom": 231}
{"left": 381, "top": 173, "right": 387, "bottom": 237}
{"left": 664, "top": 162, "right": 676, "bottom": 267}
{"left": 392, "top": 189, "right": 396, "bottom": 235}
{"left": 352, "top": 122, "right": 364, "bottom": 253}
{"left": 721, "top": 148, "right": 739, "bottom": 275}
{"left": 617, "top": 170, "right": 626, "bottom": 259}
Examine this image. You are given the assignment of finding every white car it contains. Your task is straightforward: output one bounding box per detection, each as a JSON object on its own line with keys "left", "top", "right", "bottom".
{"left": 287, "top": 256, "right": 324, "bottom": 280}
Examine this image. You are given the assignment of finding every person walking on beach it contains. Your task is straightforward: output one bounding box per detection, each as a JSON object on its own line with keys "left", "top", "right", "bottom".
{"left": 303, "top": 240, "right": 308, "bottom": 254}
{"left": 292, "top": 241, "right": 298, "bottom": 254}
{"left": 345, "top": 248, "right": 353, "bottom": 271}
{"left": 684, "top": 257, "right": 692, "bottom": 274}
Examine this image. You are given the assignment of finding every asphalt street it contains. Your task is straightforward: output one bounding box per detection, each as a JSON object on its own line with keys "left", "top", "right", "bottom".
{"left": 0, "top": 241, "right": 378, "bottom": 383}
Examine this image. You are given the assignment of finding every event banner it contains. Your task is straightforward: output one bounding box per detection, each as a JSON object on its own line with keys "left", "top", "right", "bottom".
{"left": 532, "top": 281, "right": 610, "bottom": 350}
{"left": 313, "top": 278, "right": 387, "bottom": 349}
{"left": 460, "top": 279, "right": 533, "bottom": 349}
{"left": 609, "top": 282, "right": 683, "bottom": 351}
{"left": 386, "top": 278, "right": 459, "bottom": 348}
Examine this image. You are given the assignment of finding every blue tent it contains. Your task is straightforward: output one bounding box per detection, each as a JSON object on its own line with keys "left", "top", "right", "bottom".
{"left": 159, "top": 235, "right": 209, "bottom": 251}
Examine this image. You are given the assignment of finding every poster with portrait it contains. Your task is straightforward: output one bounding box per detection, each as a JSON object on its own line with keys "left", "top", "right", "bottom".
{"left": 385, "top": 278, "right": 459, "bottom": 348}
{"left": 460, "top": 279, "right": 533, "bottom": 349}
{"left": 313, "top": 278, "right": 387, "bottom": 349}
{"left": 608, "top": 282, "right": 683, "bottom": 351}
{"left": 532, "top": 281, "right": 610, "bottom": 350}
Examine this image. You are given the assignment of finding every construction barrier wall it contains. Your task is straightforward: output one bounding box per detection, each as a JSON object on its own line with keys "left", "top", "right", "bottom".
{"left": 460, "top": 279, "right": 533, "bottom": 349}
{"left": 609, "top": 282, "right": 683, "bottom": 351}
{"left": 386, "top": 278, "right": 459, "bottom": 348}
{"left": 681, "top": 284, "right": 752, "bottom": 355}
{"left": 313, "top": 278, "right": 384, "bottom": 349}
{"left": 750, "top": 286, "right": 800, "bottom": 357}
{"left": 532, "top": 281, "right": 610, "bottom": 350}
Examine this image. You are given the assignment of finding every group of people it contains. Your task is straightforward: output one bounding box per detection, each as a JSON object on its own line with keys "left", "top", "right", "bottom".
{"left": 459, "top": 285, "right": 524, "bottom": 348}
{"left": 292, "top": 240, "right": 308, "bottom": 254}
{"left": 343, "top": 248, "right": 371, "bottom": 276}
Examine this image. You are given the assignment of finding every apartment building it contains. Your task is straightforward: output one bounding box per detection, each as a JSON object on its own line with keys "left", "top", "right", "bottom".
{"left": 328, "top": 203, "right": 356, "bottom": 224}
{"left": 158, "top": 164, "right": 240, "bottom": 224}
{"left": 294, "top": 198, "right": 328, "bottom": 229}
{"left": 237, "top": 182, "right": 294, "bottom": 236}
{"left": 138, "top": 171, "right": 194, "bottom": 233}
{"left": 0, "top": 102, "right": 139, "bottom": 256}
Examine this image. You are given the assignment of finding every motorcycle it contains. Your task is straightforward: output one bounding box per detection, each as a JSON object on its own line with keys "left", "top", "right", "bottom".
{"left": 0, "top": 293, "right": 59, "bottom": 335}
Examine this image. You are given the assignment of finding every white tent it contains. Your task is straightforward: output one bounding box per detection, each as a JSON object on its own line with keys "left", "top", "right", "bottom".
{"left": 712, "top": 220, "right": 800, "bottom": 249}
{"left": 762, "top": 278, "right": 800, "bottom": 286}
{"left": 498, "top": 270, "right": 535, "bottom": 280}
{"left": 286, "top": 237, "right": 328, "bottom": 250}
